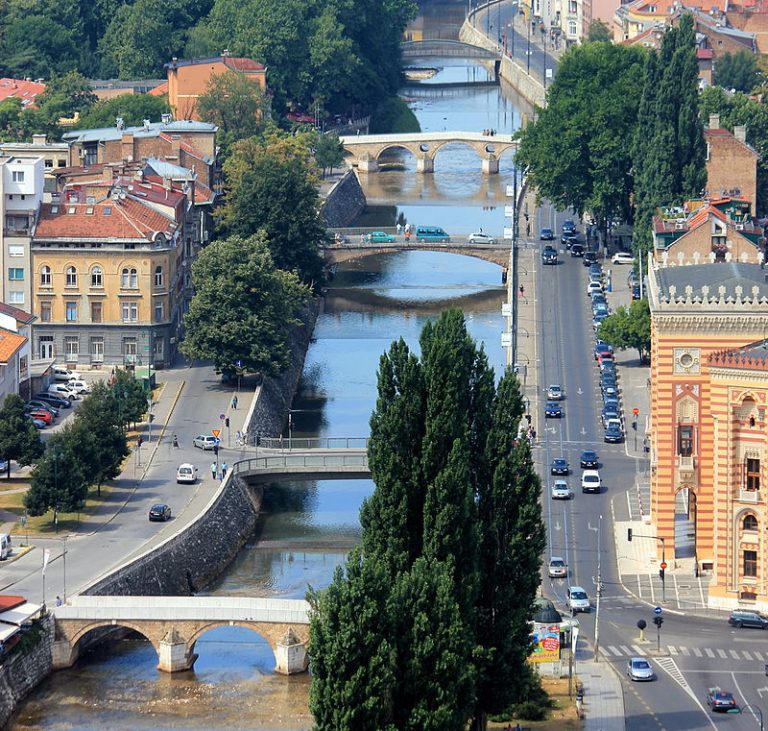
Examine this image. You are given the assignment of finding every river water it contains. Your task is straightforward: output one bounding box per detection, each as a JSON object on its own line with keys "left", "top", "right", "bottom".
{"left": 11, "top": 10, "right": 532, "bottom": 731}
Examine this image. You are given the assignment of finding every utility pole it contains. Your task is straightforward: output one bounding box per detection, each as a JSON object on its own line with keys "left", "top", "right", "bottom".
{"left": 594, "top": 514, "right": 603, "bottom": 661}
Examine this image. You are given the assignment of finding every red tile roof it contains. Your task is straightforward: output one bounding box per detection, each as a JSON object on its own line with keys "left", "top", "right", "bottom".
{"left": 0, "top": 302, "right": 35, "bottom": 325}
{"left": 0, "top": 596, "right": 26, "bottom": 612}
{"left": 223, "top": 57, "right": 266, "bottom": 72}
{"left": 0, "top": 78, "right": 45, "bottom": 107}
{"left": 697, "top": 48, "right": 714, "bottom": 59}
{"left": 149, "top": 81, "right": 168, "bottom": 97}
{"left": 0, "top": 329, "right": 27, "bottom": 364}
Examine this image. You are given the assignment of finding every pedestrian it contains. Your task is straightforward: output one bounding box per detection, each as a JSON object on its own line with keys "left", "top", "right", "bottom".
{"left": 232, "top": 395, "right": 238, "bottom": 410}
{"left": 531, "top": 426, "right": 537, "bottom": 441}
{"left": 396, "top": 223, "right": 403, "bottom": 236}
{"left": 519, "top": 284, "right": 525, "bottom": 298}
{"left": 222, "top": 462, "right": 228, "bottom": 475}
{"left": 55, "top": 596, "right": 63, "bottom": 607}
{"left": 172, "top": 434, "right": 178, "bottom": 448}
{"left": 360, "top": 233, "right": 365, "bottom": 244}
{"left": 404, "top": 228, "right": 411, "bottom": 241}
{"left": 236, "top": 430, "right": 242, "bottom": 446}
{"left": 211, "top": 462, "right": 217, "bottom": 479}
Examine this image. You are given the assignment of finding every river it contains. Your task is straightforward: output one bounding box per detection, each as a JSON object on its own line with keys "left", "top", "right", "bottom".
{"left": 10, "top": 9, "right": 531, "bottom": 731}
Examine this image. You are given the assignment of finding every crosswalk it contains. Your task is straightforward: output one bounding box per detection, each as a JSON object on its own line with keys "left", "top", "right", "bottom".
{"left": 602, "top": 644, "right": 768, "bottom": 661}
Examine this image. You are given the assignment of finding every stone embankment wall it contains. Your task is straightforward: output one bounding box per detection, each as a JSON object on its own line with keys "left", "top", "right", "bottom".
{"left": 320, "top": 169, "right": 366, "bottom": 228}
{"left": 0, "top": 616, "right": 54, "bottom": 729}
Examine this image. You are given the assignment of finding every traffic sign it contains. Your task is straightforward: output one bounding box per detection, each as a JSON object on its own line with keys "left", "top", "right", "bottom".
{"left": 212, "top": 429, "right": 221, "bottom": 438}
{"left": 654, "top": 606, "right": 662, "bottom": 615}
{"left": 632, "top": 407, "right": 640, "bottom": 416}
{"left": 660, "top": 561, "right": 667, "bottom": 570}
{"left": 236, "top": 360, "right": 243, "bottom": 368}
{"left": 219, "top": 413, "right": 226, "bottom": 420}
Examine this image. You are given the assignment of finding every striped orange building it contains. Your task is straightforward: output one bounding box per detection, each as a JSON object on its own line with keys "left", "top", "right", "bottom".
{"left": 648, "top": 257, "right": 768, "bottom": 608}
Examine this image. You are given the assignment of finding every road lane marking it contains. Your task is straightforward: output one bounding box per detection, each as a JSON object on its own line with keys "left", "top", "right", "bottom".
{"left": 692, "top": 647, "right": 702, "bottom": 657}
{"left": 655, "top": 655, "right": 718, "bottom": 731}
{"left": 733, "top": 670, "right": 762, "bottom": 729}
{"left": 755, "top": 651, "right": 764, "bottom": 661}
{"left": 668, "top": 645, "right": 678, "bottom": 656}
{"left": 705, "top": 648, "right": 715, "bottom": 658}
{"left": 718, "top": 649, "right": 728, "bottom": 658}
{"left": 607, "top": 645, "right": 622, "bottom": 656}
{"left": 630, "top": 644, "right": 646, "bottom": 656}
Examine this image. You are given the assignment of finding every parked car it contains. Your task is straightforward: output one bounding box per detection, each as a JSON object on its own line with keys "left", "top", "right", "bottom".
{"left": 589, "top": 264, "right": 604, "bottom": 281}
{"left": 545, "top": 401, "right": 563, "bottom": 418}
{"left": 593, "top": 302, "right": 610, "bottom": 318}
{"left": 627, "top": 658, "right": 655, "bottom": 681}
{"left": 366, "top": 231, "right": 396, "bottom": 244}
{"left": 148, "top": 504, "right": 172, "bottom": 522}
{"left": 26, "top": 409, "right": 53, "bottom": 425}
{"left": 604, "top": 425, "right": 624, "bottom": 443}
{"left": 35, "top": 393, "right": 71, "bottom": 409}
{"left": 706, "top": 688, "right": 737, "bottom": 713}
{"left": 468, "top": 232, "right": 496, "bottom": 244}
{"left": 47, "top": 384, "right": 79, "bottom": 400}
{"left": 570, "top": 243, "right": 585, "bottom": 257}
{"left": 580, "top": 450, "right": 599, "bottom": 468}
{"left": 193, "top": 435, "right": 218, "bottom": 450}
{"left": 550, "top": 458, "right": 570, "bottom": 475}
{"left": 728, "top": 610, "right": 768, "bottom": 629}
{"left": 27, "top": 401, "right": 58, "bottom": 417}
{"left": 53, "top": 366, "right": 82, "bottom": 382}
{"left": 597, "top": 350, "right": 614, "bottom": 366}
{"left": 567, "top": 586, "right": 591, "bottom": 612}
{"left": 604, "top": 418, "right": 623, "bottom": 434}
{"left": 539, "top": 228, "right": 554, "bottom": 240}
{"left": 594, "top": 341, "right": 614, "bottom": 361}
{"left": 547, "top": 384, "right": 564, "bottom": 400}
{"left": 581, "top": 470, "right": 602, "bottom": 493}
{"left": 551, "top": 480, "right": 571, "bottom": 500}
{"left": 67, "top": 379, "right": 91, "bottom": 395}
{"left": 27, "top": 416, "right": 46, "bottom": 429}
{"left": 611, "top": 251, "right": 635, "bottom": 265}
{"left": 542, "top": 245, "right": 558, "bottom": 264}
{"left": 631, "top": 284, "right": 642, "bottom": 300}
{"left": 548, "top": 557, "right": 568, "bottom": 578}
{"left": 583, "top": 251, "right": 598, "bottom": 266}
{"left": 592, "top": 314, "right": 608, "bottom": 331}
{"left": 176, "top": 463, "right": 198, "bottom": 484}
{"left": 586, "top": 281, "right": 603, "bottom": 297}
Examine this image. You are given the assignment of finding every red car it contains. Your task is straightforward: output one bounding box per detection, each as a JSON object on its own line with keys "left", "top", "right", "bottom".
{"left": 27, "top": 409, "right": 53, "bottom": 425}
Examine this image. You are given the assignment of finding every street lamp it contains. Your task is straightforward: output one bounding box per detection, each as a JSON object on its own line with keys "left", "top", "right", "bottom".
{"left": 527, "top": 14, "right": 532, "bottom": 73}
{"left": 594, "top": 514, "right": 604, "bottom": 662}
{"left": 742, "top": 703, "right": 764, "bottom": 730}
{"left": 61, "top": 537, "right": 67, "bottom": 603}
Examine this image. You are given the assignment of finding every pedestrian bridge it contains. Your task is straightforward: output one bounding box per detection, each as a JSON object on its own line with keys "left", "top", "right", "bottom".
{"left": 53, "top": 595, "right": 311, "bottom": 674}
{"left": 340, "top": 131, "right": 517, "bottom": 174}
{"left": 233, "top": 446, "right": 370, "bottom": 482}
{"left": 401, "top": 39, "right": 500, "bottom": 60}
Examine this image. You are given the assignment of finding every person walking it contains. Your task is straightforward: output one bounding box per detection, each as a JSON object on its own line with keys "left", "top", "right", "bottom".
{"left": 231, "top": 395, "right": 238, "bottom": 410}
{"left": 222, "top": 462, "right": 228, "bottom": 475}
{"left": 396, "top": 223, "right": 403, "bottom": 236}
{"left": 235, "top": 430, "right": 242, "bottom": 446}
{"left": 211, "top": 462, "right": 217, "bottom": 480}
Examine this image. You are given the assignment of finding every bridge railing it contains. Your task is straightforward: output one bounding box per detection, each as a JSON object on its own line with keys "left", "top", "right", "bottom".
{"left": 233, "top": 453, "right": 369, "bottom": 476}
{"left": 254, "top": 436, "right": 370, "bottom": 450}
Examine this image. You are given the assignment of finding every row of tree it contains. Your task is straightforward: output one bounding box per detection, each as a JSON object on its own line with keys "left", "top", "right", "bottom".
{"left": 309, "top": 311, "right": 546, "bottom": 731}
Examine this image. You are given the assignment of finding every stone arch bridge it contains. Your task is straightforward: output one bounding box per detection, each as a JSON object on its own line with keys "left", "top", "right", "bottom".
{"left": 53, "top": 595, "right": 311, "bottom": 675}
{"left": 340, "top": 132, "right": 518, "bottom": 174}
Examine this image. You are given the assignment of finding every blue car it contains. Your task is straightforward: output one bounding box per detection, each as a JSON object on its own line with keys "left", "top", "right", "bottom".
{"left": 545, "top": 401, "right": 563, "bottom": 418}
{"left": 551, "top": 458, "right": 570, "bottom": 475}
{"left": 540, "top": 228, "right": 554, "bottom": 241}
{"left": 604, "top": 425, "right": 624, "bottom": 443}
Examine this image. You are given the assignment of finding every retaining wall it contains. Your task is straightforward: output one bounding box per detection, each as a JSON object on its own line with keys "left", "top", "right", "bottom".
{"left": 320, "top": 169, "right": 367, "bottom": 228}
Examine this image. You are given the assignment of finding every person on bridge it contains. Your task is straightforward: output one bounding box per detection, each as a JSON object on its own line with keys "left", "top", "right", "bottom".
{"left": 211, "top": 462, "right": 217, "bottom": 479}
{"left": 396, "top": 223, "right": 402, "bottom": 236}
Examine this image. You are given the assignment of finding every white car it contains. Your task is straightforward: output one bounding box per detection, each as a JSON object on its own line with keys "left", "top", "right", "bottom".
{"left": 567, "top": 585, "right": 591, "bottom": 613}
{"left": 46, "top": 383, "right": 79, "bottom": 400}
{"left": 587, "top": 281, "right": 603, "bottom": 297}
{"left": 468, "top": 232, "right": 496, "bottom": 244}
{"left": 53, "top": 366, "right": 82, "bottom": 382}
{"left": 611, "top": 251, "right": 635, "bottom": 265}
{"left": 548, "top": 557, "right": 568, "bottom": 578}
{"left": 193, "top": 434, "right": 218, "bottom": 450}
{"left": 547, "top": 384, "right": 564, "bottom": 400}
{"left": 581, "top": 470, "right": 602, "bottom": 494}
{"left": 176, "top": 463, "right": 198, "bottom": 484}
{"left": 551, "top": 480, "right": 571, "bottom": 500}
{"left": 67, "top": 379, "right": 91, "bottom": 395}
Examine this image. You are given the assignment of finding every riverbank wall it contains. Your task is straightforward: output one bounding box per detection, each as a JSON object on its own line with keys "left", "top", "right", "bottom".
{"left": 321, "top": 169, "right": 367, "bottom": 228}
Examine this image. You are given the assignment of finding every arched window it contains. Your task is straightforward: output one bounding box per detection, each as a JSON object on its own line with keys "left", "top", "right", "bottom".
{"left": 65, "top": 266, "right": 77, "bottom": 287}
{"left": 121, "top": 267, "right": 137, "bottom": 288}
{"left": 744, "top": 515, "right": 758, "bottom": 532}
{"left": 40, "top": 265, "right": 51, "bottom": 286}
{"left": 154, "top": 265, "right": 163, "bottom": 287}
{"left": 90, "top": 265, "right": 103, "bottom": 287}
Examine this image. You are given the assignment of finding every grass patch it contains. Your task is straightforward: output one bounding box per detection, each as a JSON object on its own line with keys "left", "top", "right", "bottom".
{"left": 370, "top": 96, "right": 421, "bottom": 134}
{"left": 490, "top": 675, "right": 582, "bottom": 731}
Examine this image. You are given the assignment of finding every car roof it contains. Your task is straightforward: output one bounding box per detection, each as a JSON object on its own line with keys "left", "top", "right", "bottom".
{"left": 178, "top": 463, "right": 195, "bottom": 469}
{"left": 151, "top": 503, "right": 168, "bottom": 509}
{"left": 553, "top": 457, "right": 567, "bottom": 463}
{"left": 550, "top": 556, "right": 565, "bottom": 563}
{"left": 582, "top": 450, "right": 597, "bottom": 456}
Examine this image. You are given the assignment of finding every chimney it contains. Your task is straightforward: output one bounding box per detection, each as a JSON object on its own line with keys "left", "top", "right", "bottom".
{"left": 121, "top": 132, "right": 134, "bottom": 163}
{"left": 709, "top": 113, "right": 720, "bottom": 129}
{"left": 734, "top": 125, "right": 747, "bottom": 143}
{"left": 102, "top": 165, "right": 114, "bottom": 183}
{"left": 31, "top": 133, "right": 46, "bottom": 146}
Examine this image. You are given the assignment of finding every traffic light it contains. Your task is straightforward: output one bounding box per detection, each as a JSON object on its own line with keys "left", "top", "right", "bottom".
{"left": 659, "top": 567, "right": 665, "bottom": 581}
{"left": 137, "top": 436, "right": 143, "bottom": 447}
{"left": 653, "top": 616, "right": 664, "bottom": 628}
{"left": 632, "top": 420, "right": 637, "bottom": 431}
{"left": 225, "top": 417, "right": 230, "bottom": 428}
{"left": 213, "top": 444, "right": 219, "bottom": 455}
{"left": 627, "top": 528, "right": 633, "bottom": 542}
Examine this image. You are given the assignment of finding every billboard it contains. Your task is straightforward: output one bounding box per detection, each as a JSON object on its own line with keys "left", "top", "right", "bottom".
{"left": 530, "top": 622, "right": 561, "bottom": 663}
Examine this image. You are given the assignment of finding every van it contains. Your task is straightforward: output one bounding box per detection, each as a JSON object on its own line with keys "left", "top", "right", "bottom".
{"left": 47, "top": 383, "right": 78, "bottom": 400}
{"left": 0, "top": 534, "right": 12, "bottom": 560}
{"left": 415, "top": 226, "right": 450, "bottom": 243}
{"left": 53, "top": 366, "right": 81, "bottom": 382}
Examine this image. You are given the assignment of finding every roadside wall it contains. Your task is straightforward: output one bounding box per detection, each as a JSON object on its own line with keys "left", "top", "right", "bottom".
{"left": 321, "top": 169, "right": 366, "bottom": 228}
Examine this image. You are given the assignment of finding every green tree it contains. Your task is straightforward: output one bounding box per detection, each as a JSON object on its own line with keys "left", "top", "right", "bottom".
{"left": 181, "top": 233, "right": 310, "bottom": 376}
{"left": 220, "top": 132, "right": 327, "bottom": 288}
{"left": 314, "top": 132, "right": 345, "bottom": 178}
{"left": 0, "top": 395, "right": 44, "bottom": 478}
{"left": 76, "top": 94, "right": 170, "bottom": 130}
{"left": 587, "top": 19, "right": 612, "bottom": 42}
{"left": 111, "top": 369, "right": 150, "bottom": 430}
{"left": 24, "top": 426, "right": 88, "bottom": 519}
{"left": 715, "top": 50, "right": 761, "bottom": 93}
{"left": 596, "top": 298, "right": 651, "bottom": 362}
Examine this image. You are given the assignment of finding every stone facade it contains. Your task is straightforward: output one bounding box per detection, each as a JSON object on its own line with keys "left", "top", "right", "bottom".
{"left": 705, "top": 115, "right": 759, "bottom": 214}
{"left": 320, "top": 170, "right": 366, "bottom": 228}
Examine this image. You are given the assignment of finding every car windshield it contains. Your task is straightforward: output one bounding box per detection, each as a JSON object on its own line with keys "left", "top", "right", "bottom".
{"left": 583, "top": 452, "right": 596, "bottom": 459}
{"left": 571, "top": 591, "right": 587, "bottom": 600}
{"left": 632, "top": 660, "right": 651, "bottom": 669}
{"left": 551, "top": 560, "right": 565, "bottom": 567}
{"left": 584, "top": 476, "right": 599, "bottom": 483}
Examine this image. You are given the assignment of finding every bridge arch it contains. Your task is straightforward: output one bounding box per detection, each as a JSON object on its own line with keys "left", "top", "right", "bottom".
{"left": 68, "top": 619, "right": 158, "bottom": 649}
{"left": 400, "top": 39, "right": 500, "bottom": 60}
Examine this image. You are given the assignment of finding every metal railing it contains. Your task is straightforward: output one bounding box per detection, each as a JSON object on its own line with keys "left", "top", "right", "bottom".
{"left": 233, "top": 452, "right": 369, "bottom": 476}
{"left": 253, "top": 436, "right": 369, "bottom": 450}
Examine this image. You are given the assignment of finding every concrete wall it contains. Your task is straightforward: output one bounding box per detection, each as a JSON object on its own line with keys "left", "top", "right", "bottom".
{"left": 0, "top": 616, "right": 54, "bottom": 729}
{"left": 321, "top": 170, "right": 366, "bottom": 228}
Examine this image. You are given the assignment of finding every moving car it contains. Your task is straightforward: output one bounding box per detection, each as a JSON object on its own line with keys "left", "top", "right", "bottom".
{"left": 562, "top": 219, "right": 576, "bottom": 235}
{"left": 542, "top": 245, "right": 558, "bottom": 264}
{"left": 547, "top": 384, "right": 564, "bottom": 400}
{"left": 415, "top": 226, "right": 450, "bottom": 242}
{"left": 148, "top": 504, "right": 172, "bottom": 522}
{"left": 366, "top": 231, "right": 396, "bottom": 244}
{"left": 561, "top": 232, "right": 577, "bottom": 247}
{"left": 550, "top": 458, "right": 570, "bottom": 475}
{"left": 548, "top": 557, "right": 568, "bottom": 578}
{"left": 583, "top": 251, "right": 597, "bottom": 265}
{"left": 626, "top": 658, "right": 655, "bottom": 682}
{"left": 604, "top": 425, "right": 624, "bottom": 443}
{"left": 706, "top": 688, "right": 737, "bottom": 713}
{"left": 728, "top": 610, "right": 768, "bottom": 629}
{"left": 545, "top": 401, "right": 563, "bottom": 418}
{"left": 611, "top": 251, "right": 635, "bottom": 265}
{"left": 176, "top": 463, "right": 198, "bottom": 484}
{"left": 468, "top": 232, "right": 496, "bottom": 244}
{"left": 551, "top": 480, "right": 571, "bottom": 500}
{"left": 580, "top": 450, "right": 599, "bottom": 468}
{"left": 193, "top": 434, "right": 218, "bottom": 450}
{"left": 570, "top": 243, "right": 585, "bottom": 257}
{"left": 567, "top": 586, "right": 590, "bottom": 612}
{"left": 581, "top": 470, "right": 601, "bottom": 493}
{"left": 539, "top": 228, "right": 554, "bottom": 240}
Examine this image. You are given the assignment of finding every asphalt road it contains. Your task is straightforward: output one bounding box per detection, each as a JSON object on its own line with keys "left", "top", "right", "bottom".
{"left": 531, "top": 212, "right": 768, "bottom": 731}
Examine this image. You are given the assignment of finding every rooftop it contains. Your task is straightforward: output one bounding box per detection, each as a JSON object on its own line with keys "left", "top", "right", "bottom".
{"left": 165, "top": 55, "right": 266, "bottom": 72}
{"left": 0, "top": 302, "right": 35, "bottom": 325}
{"left": 0, "top": 78, "right": 45, "bottom": 108}
{"left": 709, "top": 338, "right": 768, "bottom": 368}
{"left": 654, "top": 262, "right": 768, "bottom": 302}
{"left": 0, "top": 328, "right": 27, "bottom": 364}
{"left": 62, "top": 119, "right": 217, "bottom": 145}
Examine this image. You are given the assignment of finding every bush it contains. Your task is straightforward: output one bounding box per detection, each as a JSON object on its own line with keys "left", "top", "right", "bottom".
{"left": 370, "top": 96, "right": 420, "bottom": 134}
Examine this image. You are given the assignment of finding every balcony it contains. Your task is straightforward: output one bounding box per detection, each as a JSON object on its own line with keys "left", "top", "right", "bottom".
{"left": 738, "top": 489, "right": 760, "bottom": 504}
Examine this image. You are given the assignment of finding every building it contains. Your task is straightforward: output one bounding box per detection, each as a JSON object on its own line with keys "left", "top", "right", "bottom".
{"left": 0, "top": 135, "right": 70, "bottom": 197}
{"left": 704, "top": 115, "right": 759, "bottom": 213}
{"left": 30, "top": 182, "right": 183, "bottom": 369}
{"left": 0, "top": 303, "right": 33, "bottom": 400}
{"left": 647, "top": 262, "right": 768, "bottom": 607}
{"left": 0, "top": 78, "right": 46, "bottom": 109}
{"left": 89, "top": 79, "right": 166, "bottom": 101}
{"left": 165, "top": 54, "right": 267, "bottom": 121}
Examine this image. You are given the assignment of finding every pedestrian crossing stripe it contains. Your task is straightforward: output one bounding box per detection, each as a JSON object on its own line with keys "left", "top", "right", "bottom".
{"left": 718, "top": 649, "right": 728, "bottom": 659}
{"left": 705, "top": 648, "right": 715, "bottom": 658}
{"left": 730, "top": 649, "right": 740, "bottom": 660}
{"left": 744, "top": 650, "right": 754, "bottom": 661}
{"left": 692, "top": 647, "right": 702, "bottom": 657}
{"left": 603, "top": 645, "right": 768, "bottom": 661}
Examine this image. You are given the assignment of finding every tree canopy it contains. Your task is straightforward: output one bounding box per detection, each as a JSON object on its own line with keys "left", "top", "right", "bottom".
{"left": 596, "top": 298, "right": 651, "bottom": 362}
{"left": 180, "top": 233, "right": 311, "bottom": 376}
{"left": 0, "top": 395, "right": 44, "bottom": 478}
{"left": 310, "top": 310, "right": 545, "bottom": 731}
{"left": 587, "top": 20, "right": 612, "bottom": 42}
{"left": 76, "top": 94, "right": 171, "bottom": 130}
{"left": 714, "top": 50, "right": 762, "bottom": 93}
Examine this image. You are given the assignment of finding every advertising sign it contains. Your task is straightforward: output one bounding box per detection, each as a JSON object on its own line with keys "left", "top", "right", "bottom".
{"left": 530, "top": 622, "right": 561, "bottom": 663}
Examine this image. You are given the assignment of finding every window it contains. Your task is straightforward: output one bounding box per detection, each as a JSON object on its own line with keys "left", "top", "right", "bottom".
{"left": 66, "top": 266, "right": 77, "bottom": 287}
{"left": 8, "top": 268, "right": 23, "bottom": 281}
{"left": 569, "top": 0, "right": 577, "bottom": 11}
{"left": 90, "top": 266, "right": 103, "bottom": 287}
{"left": 122, "top": 302, "right": 138, "bottom": 322}
{"left": 123, "top": 338, "right": 137, "bottom": 356}
{"left": 568, "top": 20, "right": 577, "bottom": 35}
{"left": 744, "top": 549, "right": 758, "bottom": 578}
{"left": 154, "top": 337, "right": 164, "bottom": 360}
{"left": 11, "top": 170, "right": 24, "bottom": 183}
{"left": 7, "top": 291, "right": 23, "bottom": 304}
{"left": 154, "top": 302, "right": 164, "bottom": 321}
{"left": 40, "top": 266, "right": 51, "bottom": 286}
{"left": 677, "top": 426, "right": 693, "bottom": 457}
{"left": 40, "top": 301, "right": 51, "bottom": 322}
{"left": 121, "top": 267, "right": 138, "bottom": 288}
{"left": 57, "top": 159, "right": 66, "bottom": 168}
{"left": 91, "top": 301, "right": 102, "bottom": 323}
{"left": 91, "top": 338, "right": 104, "bottom": 362}
{"left": 747, "top": 458, "right": 760, "bottom": 491}
{"left": 64, "top": 336, "right": 79, "bottom": 358}
{"left": 8, "top": 245, "right": 23, "bottom": 257}
{"left": 44, "top": 159, "right": 53, "bottom": 169}
{"left": 154, "top": 265, "right": 164, "bottom": 287}
{"left": 744, "top": 515, "right": 758, "bottom": 532}
{"left": 65, "top": 302, "right": 78, "bottom": 321}
{"left": 39, "top": 335, "right": 53, "bottom": 359}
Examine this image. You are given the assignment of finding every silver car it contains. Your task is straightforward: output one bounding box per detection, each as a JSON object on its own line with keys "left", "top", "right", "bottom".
{"left": 193, "top": 434, "right": 218, "bottom": 450}
{"left": 627, "top": 657, "right": 655, "bottom": 681}
{"left": 548, "top": 557, "right": 568, "bottom": 578}
{"left": 468, "top": 232, "right": 496, "bottom": 244}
